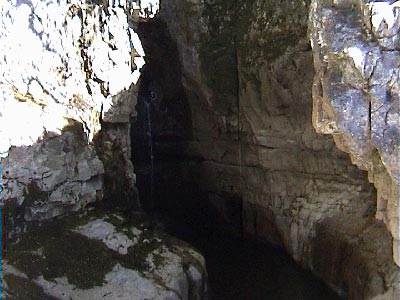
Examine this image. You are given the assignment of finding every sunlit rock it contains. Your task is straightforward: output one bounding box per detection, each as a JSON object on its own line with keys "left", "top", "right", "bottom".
{"left": 309, "top": 0, "right": 400, "bottom": 266}
{"left": 0, "top": 0, "right": 151, "bottom": 222}
{"left": 3, "top": 125, "right": 104, "bottom": 239}
{"left": 0, "top": 0, "right": 141, "bottom": 147}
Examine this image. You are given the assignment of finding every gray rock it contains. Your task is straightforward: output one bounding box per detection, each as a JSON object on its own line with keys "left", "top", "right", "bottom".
{"left": 3, "top": 210, "right": 209, "bottom": 300}
{"left": 3, "top": 129, "right": 103, "bottom": 237}
{"left": 0, "top": 0, "right": 149, "bottom": 227}
{"left": 309, "top": 0, "right": 400, "bottom": 264}
{"left": 153, "top": 0, "right": 399, "bottom": 299}
{"left": 75, "top": 218, "right": 135, "bottom": 255}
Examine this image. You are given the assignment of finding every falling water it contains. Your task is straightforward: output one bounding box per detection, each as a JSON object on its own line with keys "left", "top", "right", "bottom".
{"left": 144, "top": 100, "right": 155, "bottom": 210}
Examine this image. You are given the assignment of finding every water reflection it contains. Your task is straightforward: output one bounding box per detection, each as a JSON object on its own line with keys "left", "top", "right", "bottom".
{"left": 162, "top": 220, "right": 343, "bottom": 300}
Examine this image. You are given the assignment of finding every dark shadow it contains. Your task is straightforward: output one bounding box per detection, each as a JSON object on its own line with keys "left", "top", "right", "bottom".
{"left": 131, "top": 18, "right": 193, "bottom": 212}
{"left": 130, "top": 16, "right": 345, "bottom": 300}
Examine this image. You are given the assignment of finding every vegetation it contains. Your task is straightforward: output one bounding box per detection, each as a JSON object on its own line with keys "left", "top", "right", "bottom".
{"left": 5, "top": 208, "right": 202, "bottom": 290}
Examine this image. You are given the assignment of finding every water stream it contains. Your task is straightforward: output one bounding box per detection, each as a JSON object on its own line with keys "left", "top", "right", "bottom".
{"left": 144, "top": 100, "right": 155, "bottom": 210}
{"left": 160, "top": 218, "right": 343, "bottom": 300}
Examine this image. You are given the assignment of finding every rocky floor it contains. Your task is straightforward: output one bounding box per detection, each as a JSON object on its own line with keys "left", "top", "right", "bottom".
{"left": 3, "top": 209, "right": 208, "bottom": 300}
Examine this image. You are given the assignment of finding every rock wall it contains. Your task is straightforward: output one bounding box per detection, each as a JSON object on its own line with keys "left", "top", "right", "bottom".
{"left": 133, "top": 0, "right": 400, "bottom": 299}
{"left": 0, "top": 2, "right": 211, "bottom": 299}
{"left": 0, "top": 0, "right": 148, "bottom": 234}
{"left": 309, "top": 0, "right": 400, "bottom": 266}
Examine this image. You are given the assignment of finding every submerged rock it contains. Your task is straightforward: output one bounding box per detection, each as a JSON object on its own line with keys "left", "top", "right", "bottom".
{"left": 3, "top": 209, "right": 209, "bottom": 300}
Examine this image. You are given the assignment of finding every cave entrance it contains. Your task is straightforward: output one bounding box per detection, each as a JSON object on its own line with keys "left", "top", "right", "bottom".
{"left": 131, "top": 18, "right": 344, "bottom": 300}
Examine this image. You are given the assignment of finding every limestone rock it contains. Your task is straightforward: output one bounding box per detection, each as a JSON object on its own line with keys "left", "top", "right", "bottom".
{"left": 3, "top": 126, "right": 103, "bottom": 238}
{"left": 0, "top": 0, "right": 142, "bottom": 148}
{"left": 0, "top": 0, "right": 150, "bottom": 224}
{"left": 75, "top": 218, "right": 135, "bottom": 255}
{"left": 309, "top": 0, "right": 400, "bottom": 264}
{"left": 139, "top": 0, "right": 400, "bottom": 299}
{"left": 3, "top": 210, "right": 209, "bottom": 300}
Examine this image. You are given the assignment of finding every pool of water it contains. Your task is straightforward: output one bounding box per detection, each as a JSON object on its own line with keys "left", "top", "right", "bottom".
{"left": 160, "top": 217, "right": 343, "bottom": 300}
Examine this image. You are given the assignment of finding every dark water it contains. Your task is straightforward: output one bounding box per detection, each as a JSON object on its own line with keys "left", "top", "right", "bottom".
{"left": 160, "top": 218, "right": 343, "bottom": 300}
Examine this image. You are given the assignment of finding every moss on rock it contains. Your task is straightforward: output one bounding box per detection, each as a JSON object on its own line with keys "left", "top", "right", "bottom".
{"left": 4, "top": 274, "right": 60, "bottom": 300}
{"left": 199, "top": 0, "right": 309, "bottom": 95}
{"left": 5, "top": 208, "right": 205, "bottom": 293}
{"left": 4, "top": 181, "right": 50, "bottom": 241}
{"left": 93, "top": 125, "right": 140, "bottom": 212}
{"left": 199, "top": 0, "right": 239, "bottom": 113}
{"left": 23, "top": 181, "right": 49, "bottom": 207}
{"left": 6, "top": 219, "right": 115, "bottom": 289}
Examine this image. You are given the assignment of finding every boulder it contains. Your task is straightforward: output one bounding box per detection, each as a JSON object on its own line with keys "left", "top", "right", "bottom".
{"left": 3, "top": 209, "right": 209, "bottom": 300}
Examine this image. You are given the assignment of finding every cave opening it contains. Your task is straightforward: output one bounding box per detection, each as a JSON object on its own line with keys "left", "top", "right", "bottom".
{"left": 1, "top": 1, "right": 398, "bottom": 299}
{"left": 131, "top": 18, "right": 345, "bottom": 300}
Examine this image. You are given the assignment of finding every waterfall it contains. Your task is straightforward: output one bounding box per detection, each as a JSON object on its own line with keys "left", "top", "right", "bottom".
{"left": 144, "top": 100, "right": 155, "bottom": 211}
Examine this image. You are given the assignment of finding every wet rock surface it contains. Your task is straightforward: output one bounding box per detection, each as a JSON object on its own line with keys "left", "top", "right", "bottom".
{"left": 3, "top": 209, "right": 208, "bottom": 300}
{"left": 132, "top": 1, "right": 400, "bottom": 299}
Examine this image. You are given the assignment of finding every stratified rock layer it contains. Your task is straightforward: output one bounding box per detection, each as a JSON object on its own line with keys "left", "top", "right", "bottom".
{"left": 309, "top": 0, "right": 400, "bottom": 266}
{"left": 3, "top": 125, "right": 103, "bottom": 238}
{"left": 131, "top": 0, "right": 400, "bottom": 299}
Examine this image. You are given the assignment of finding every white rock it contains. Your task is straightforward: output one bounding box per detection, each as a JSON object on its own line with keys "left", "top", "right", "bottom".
{"left": 75, "top": 219, "right": 134, "bottom": 255}
{"left": 34, "top": 264, "right": 181, "bottom": 300}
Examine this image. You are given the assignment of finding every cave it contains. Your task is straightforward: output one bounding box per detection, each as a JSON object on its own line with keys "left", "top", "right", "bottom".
{"left": 1, "top": 1, "right": 399, "bottom": 300}
{"left": 130, "top": 2, "right": 397, "bottom": 299}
